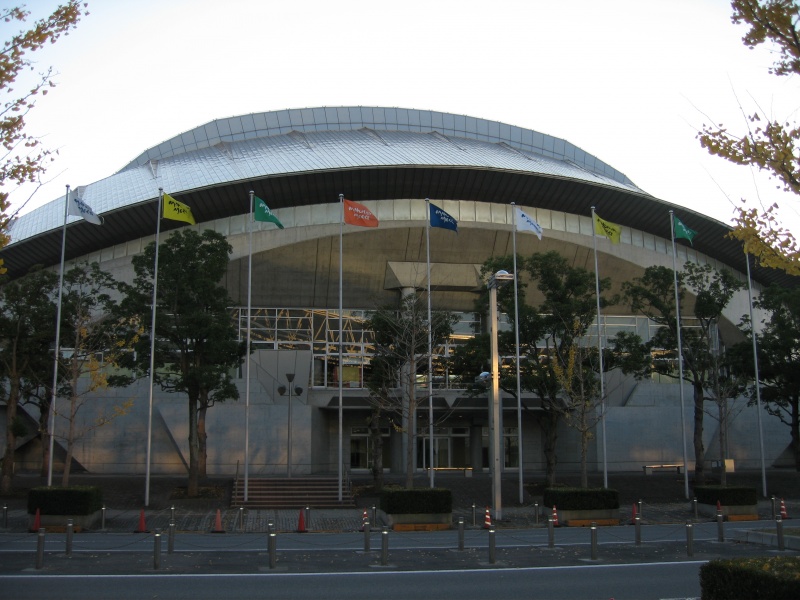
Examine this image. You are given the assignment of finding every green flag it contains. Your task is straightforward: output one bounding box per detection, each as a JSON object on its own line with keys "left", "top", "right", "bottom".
{"left": 673, "top": 214, "right": 697, "bottom": 245}
{"left": 254, "top": 196, "right": 284, "bottom": 229}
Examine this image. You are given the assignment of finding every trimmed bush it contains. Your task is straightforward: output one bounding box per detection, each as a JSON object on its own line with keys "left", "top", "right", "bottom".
{"left": 380, "top": 488, "right": 452, "bottom": 514}
{"left": 542, "top": 487, "right": 619, "bottom": 510}
{"left": 27, "top": 486, "right": 103, "bottom": 515}
{"left": 700, "top": 557, "right": 800, "bottom": 600}
{"left": 694, "top": 485, "right": 757, "bottom": 506}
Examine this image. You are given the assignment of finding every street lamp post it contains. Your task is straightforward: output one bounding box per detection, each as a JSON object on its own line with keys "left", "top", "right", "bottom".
{"left": 488, "top": 270, "right": 514, "bottom": 522}
{"left": 278, "top": 373, "right": 303, "bottom": 478}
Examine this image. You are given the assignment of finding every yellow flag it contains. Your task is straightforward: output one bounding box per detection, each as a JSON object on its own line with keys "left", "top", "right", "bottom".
{"left": 593, "top": 212, "right": 621, "bottom": 244}
{"left": 163, "top": 193, "right": 196, "bottom": 225}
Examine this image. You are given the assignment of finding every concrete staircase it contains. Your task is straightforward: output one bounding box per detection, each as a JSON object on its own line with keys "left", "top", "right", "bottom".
{"left": 231, "top": 478, "right": 356, "bottom": 508}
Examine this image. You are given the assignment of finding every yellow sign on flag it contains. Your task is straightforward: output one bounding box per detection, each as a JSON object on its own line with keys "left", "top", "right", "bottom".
{"left": 593, "top": 212, "right": 621, "bottom": 244}
{"left": 163, "top": 193, "right": 196, "bottom": 225}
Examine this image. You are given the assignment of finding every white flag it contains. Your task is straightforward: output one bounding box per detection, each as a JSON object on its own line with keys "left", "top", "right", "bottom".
{"left": 68, "top": 194, "right": 102, "bottom": 225}
{"left": 515, "top": 206, "right": 542, "bottom": 240}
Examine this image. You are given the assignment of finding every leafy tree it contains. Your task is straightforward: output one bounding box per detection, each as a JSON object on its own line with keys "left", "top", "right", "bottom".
{"left": 0, "top": 267, "right": 57, "bottom": 493}
{"left": 365, "top": 293, "right": 456, "bottom": 489}
{"left": 120, "top": 229, "right": 245, "bottom": 497}
{"left": 617, "top": 263, "right": 745, "bottom": 483}
{"left": 733, "top": 284, "right": 800, "bottom": 469}
{"left": 56, "top": 262, "right": 134, "bottom": 486}
{"left": 0, "top": 2, "right": 87, "bottom": 261}
{"left": 698, "top": 0, "right": 800, "bottom": 274}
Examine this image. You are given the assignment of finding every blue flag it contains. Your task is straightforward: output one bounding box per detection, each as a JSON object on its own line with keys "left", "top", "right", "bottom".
{"left": 429, "top": 202, "right": 458, "bottom": 232}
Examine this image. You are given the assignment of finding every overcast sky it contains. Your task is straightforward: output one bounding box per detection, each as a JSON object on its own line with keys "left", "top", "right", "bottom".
{"left": 7, "top": 0, "right": 800, "bottom": 232}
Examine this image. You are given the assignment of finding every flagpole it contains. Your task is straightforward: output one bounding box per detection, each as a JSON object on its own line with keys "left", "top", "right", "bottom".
{"left": 511, "top": 204, "right": 524, "bottom": 504}
{"left": 47, "top": 185, "right": 71, "bottom": 487}
{"left": 669, "top": 211, "right": 691, "bottom": 499}
{"left": 745, "top": 253, "right": 768, "bottom": 497}
{"left": 338, "top": 194, "right": 344, "bottom": 502}
{"left": 590, "top": 207, "right": 608, "bottom": 489}
{"left": 145, "top": 189, "right": 164, "bottom": 507}
{"left": 244, "top": 191, "right": 255, "bottom": 502}
{"left": 425, "top": 199, "right": 435, "bottom": 487}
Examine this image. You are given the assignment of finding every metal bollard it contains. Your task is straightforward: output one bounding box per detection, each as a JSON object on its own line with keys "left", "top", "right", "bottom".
{"left": 36, "top": 528, "right": 45, "bottom": 570}
{"left": 637, "top": 499, "right": 643, "bottom": 520}
{"left": 153, "top": 529, "right": 161, "bottom": 570}
{"left": 692, "top": 497, "right": 698, "bottom": 520}
{"left": 66, "top": 519, "right": 73, "bottom": 557}
{"left": 238, "top": 507, "right": 244, "bottom": 531}
{"left": 548, "top": 517, "right": 555, "bottom": 548}
{"left": 267, "top": 520, "right": 274, "bottom": 534}
{"left": 534, "top": 502, "right": 539, "bottom": 525}
{"left": 168, "top": 521, "right": 175, "bottom": 554}
{"left": 371, "top": 504, "right": 377, "bottom": 525}
{"left": 686, "top": 522, "right": 694, "bottom": 557}
{"left": 634, "top": 515, "right": 641, "bottom": 546}
{"left": 488, "top": 528, "right": 496, "bottom": 564}
{"left": 306, "top": 506, "right": 311, "bottom": 531}
{"left": 2, "top": 504, "right": 6, "bottom": 528}
{"left": 170, "top": 505, "right": 175, "bottom": 523}
{"left": 363, "top": 520, "right": 371, "bottom": 552}
{"left": 590, "top": 523, "right": 598, "bottom": 560}
{"left": 772, "top": 496, "right": 777, "bottom": 521}
{"left": 717, "top": 511, "right": 724, "bottom": 543}
{"left": 381, "top": 526, "right": 389, "bottom": 566}
{"left": 777, "top": 517, "right": 785, "bottom": 551}
{"left": 458, "top": 517, "right": 465, "bottom": 551}
{"left": 268, "top": 532, "right": 277, "bottom": 569}
{"left": 472, "top": 503, "right": 476, "bottom": 527}
{"left": 101, "top": 505, "right": 106, "bottom": 530}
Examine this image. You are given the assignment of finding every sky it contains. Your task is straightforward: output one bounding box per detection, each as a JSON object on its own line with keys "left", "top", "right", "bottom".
{"left": 6, "top": 0, "right": 800, "bottom": 232}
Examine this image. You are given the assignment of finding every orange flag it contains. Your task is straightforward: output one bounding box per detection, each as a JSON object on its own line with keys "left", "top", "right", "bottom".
{"left": 343, "top": 199, "right": 379, "bottom": 228}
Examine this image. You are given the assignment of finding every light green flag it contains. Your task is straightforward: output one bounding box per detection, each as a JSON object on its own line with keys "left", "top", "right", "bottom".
{"left": 254, "top": 196, "right": 284, "bottom": 229}
{"left": 673, "top": 214, "right": 697, "bottom": 245}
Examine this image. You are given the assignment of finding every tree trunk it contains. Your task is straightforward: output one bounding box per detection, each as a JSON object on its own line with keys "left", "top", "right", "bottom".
{"left": 370, "top": 408, "right": 384, "bottom": 492}
{"left": 403, "top": 360, "right": 416, "bottom": 489}
{"left": 198, "top": 403, "right": 208, "bottom": 479}
{"left": 580, "top": 411, "right": 589, "bottom": 489}
{"left": 792, "top": 394, "right": 800, "bottom": 472}
{"left": 540, "top": 410, "right": 559, "bottom": 486}
{"left": 188, "top": 395, "right": 199, "bottom": 497}
{"left": 1, "top": 380, "right": 20, "bottom": 494}
{"left": 692, "top": 381, "right": 706, "bottom": 484}
{"left": 718, "top": 399, "right": 728, "bottom": 487}
{"left": 60, "top": 382, "right": 79, "bottom": 487}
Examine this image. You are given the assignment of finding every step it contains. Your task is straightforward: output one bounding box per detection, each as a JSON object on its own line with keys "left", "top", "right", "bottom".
{"left": 231, "top": 478, "right": 356, "bottom": 508}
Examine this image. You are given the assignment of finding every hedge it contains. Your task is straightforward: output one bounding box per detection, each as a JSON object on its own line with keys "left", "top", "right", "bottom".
{"left": 27, "top": 486, "right": 103, "bottom": 515}
{"left": 542, "top": 487, "right": 619, "bottom": 510}
{"left": 700, "top": 557, "right": 800, "bottom": 600}
{"left": 380, "top": 488, "right": 452, "bottom": 514}
{"left": 694, "top": 485, "right": 757, "bottom": 507}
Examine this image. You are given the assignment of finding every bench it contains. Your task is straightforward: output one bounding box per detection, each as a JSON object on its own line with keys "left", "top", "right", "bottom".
{"left": 643, "top": 464, "right": 683, "bottom": 475}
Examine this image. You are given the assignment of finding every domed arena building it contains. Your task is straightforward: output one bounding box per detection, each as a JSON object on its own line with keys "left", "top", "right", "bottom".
{"left": 2, "top": 107, "right": 793, "bottom": 482}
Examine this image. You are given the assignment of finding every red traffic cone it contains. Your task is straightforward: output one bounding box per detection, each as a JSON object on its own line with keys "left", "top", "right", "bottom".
{"left": 630, "top": 503, "right": 638, "bottom": 524}
{"left": 211, "top": 509, "right": 225, "bottom": 533}
{"left": 716, "top": 500, "right": 722, "bottom": 516}
{"left": 484, "top": 506, "right": 492, "bottom": 529}
{"left": 134, "top": 508, "right": 147, "bottom": 533}
{"left": 30, "top": 508, "right": 41, "bottom": 532}
{"left": 781, "top": 498, "right": 790, "bottom": 519}
{"left": 297, "top": 508, "right": 307, "bottom": 533}
{"left": 551, "top": 505, "right": 559, "bottom": 527}
{"left": 359, "top": 508, "right": 368, "bottom": 531}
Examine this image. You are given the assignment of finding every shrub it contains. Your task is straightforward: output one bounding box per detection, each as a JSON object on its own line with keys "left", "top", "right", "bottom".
{"left": 27, "top": 486, "right": 103, "bottom": 515}
{"left": 380, "top": 488, "right": 452, "bottom": 514}
{"left": 542, "top": 487, "right": 619, "bottom": 510}
{"left": 700, "top": 557, "right": 800, "bottom": 600}
{"left": 694, "top": 485, "right": 757, "bottom": 506}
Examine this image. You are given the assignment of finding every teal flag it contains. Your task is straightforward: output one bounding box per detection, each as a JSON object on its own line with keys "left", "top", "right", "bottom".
{"left": 673, "top": 214, "right": 697, "bottom": 245}
{"left": 254, "top": 196, "right": 284, "bottom": 229}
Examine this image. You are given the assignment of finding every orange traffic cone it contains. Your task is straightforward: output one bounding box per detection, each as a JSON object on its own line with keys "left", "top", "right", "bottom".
{"left": 484, "top": 506, "right": 492, "bottom": 529}
{"left": 297, "top": 508, "right": 307, "bottom": 533}
{"left": 630, "top": 503, "right": 638, "bottom": 524}
{"left": 134, "top": 508, "right": 147, "bottom": 533}
{"left": 30, "top": 508, "right": 41, "bottom": 532}
{"left": 211, "top": 509, "right": 225, "bottom": 533}
{"left": 551, "top": 505, "right": 559, "bottom": 527}
{"left": 781, "top": 498, "right": 790, "bottom": 519}
{"left": 359, "top": 508, "right": 368, "bottom": 531}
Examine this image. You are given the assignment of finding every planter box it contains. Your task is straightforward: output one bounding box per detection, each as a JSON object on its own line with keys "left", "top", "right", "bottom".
{"left": 549, "top": 507, "right": 620, "bottom": 527}
{"left": 696, "top": 502, "right": 758, "bottom": 521}
{"left": 388, "top": 512, "right": 452, "bottom": 531}
{"left": 29, "top": 510, "right": 101, "bottom": 532}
